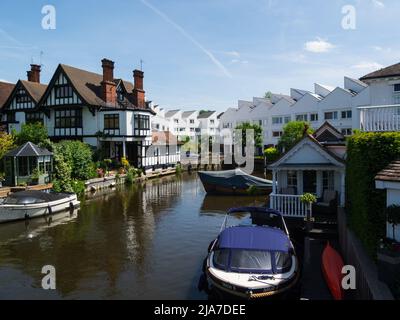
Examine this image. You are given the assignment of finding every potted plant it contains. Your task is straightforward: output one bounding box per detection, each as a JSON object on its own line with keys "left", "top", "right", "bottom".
{"left": 300, "top": 193, "right": 317, "bottom": 232}
{"left": 30, "top": 168, "right": 41, "bottom": 185}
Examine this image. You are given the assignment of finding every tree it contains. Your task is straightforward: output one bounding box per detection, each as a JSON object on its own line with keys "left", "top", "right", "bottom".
{"left": 53, "top": 140, "right": 96, "bottom": 181}
{"left": 235, "top": 122, "right": 263, "bottom": 154}
{"left": 278, "top": 121, "right": 314, "bottom": 152}
{"left": 264, "top": 147, "right": 280, "bottom": 163}
{"left": 0, "top": 132, "right": 15, "bottom": 161}
{"left": 264, "top": 91, "right": 272, "bottom": 99}
{"left": 15, "top": 122, "right": 48, "bottom": 146}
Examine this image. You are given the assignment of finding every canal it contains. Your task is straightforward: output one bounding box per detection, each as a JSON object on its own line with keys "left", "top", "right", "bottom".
{"left": 0, "top": 173, "right": 267, "bottom": 299}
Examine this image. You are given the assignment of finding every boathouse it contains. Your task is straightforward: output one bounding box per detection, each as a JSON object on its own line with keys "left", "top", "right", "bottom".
{"left": 268, "top": 122, "right": 346, "bottom": 217}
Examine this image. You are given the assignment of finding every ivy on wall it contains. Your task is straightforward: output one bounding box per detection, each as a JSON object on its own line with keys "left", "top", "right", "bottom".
{"left": 346, "top": 132, "right": 400, "bottom": 257}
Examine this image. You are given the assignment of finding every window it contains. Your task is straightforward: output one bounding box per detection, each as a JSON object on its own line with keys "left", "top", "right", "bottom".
{"left": 104, "top": 114, "right": 120, "bottom": 130}
{"left": 174, "top": 119, "right": 179, "bottom": 124}
{"left": 284, "top": 116, "right": 291, "bottom": 124}
{"left": 394, "top": 84, "right": 400, "bottom": 92}
{"left": 26, "top": 112, "right": 44, "bottom": 125}
{"left": 272, "top": 131, "right": 283, "bottom": 138}
{"left": 341, "top": 128, "right": 352, "bottom": 136}
{"left": 117, "top": 88, "right": 124, "bottom": 102}
{"left": 324, "top": 111, "right": 338, "bottom": 120}
{"left": 55, "top": 109, "right": 82, "bottom": 128}
{"left": 210, "top": 120, "right": 215, "bottom": 125}
{"left": 341, "top": 110, "right": 352, "bottom": 119}
{"left": 16, "top": 89, "right": 30, "bottom": 103}
{"left": 134, "top": 114, "right": 150, "bottom": 130}
{"left": 7, "top": 112, "right": 16, "bottom": 122}
{"left": 310, "top": 113, "right": 318, "bottom": 122}
{"left": 296, "top": 114, "right": 308, "bottom": 122}
{"left": 190, "top": 119, "right": 195, "bottom": 124}
{"left": 323, "top": 171, "right": 335, "bottom": 191}
{"left": 287, "top": 171, "right": 297, "bottom": 190}
{"left": 272, "top": 117, "right": 283, "bottom": 125}
{"left": 55, "top": 85, "right": 73, "bottom": 99}
{"left": 190, "top": 128, "right": 195, "bottom": 132}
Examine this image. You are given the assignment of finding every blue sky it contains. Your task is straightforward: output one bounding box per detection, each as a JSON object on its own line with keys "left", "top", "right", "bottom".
{"left": 0, "top": 0, "right": 399, "bottom": 111}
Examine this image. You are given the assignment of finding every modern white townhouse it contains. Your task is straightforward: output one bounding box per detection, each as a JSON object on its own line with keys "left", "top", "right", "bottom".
{"left": 219, "top": 62, "right": 400, "bottom": 149}
{"left": 198, "top": 111, "right": 219, "bottom": 138}
{"left": 0, "top": 60, "right": 181, "bottom": 170}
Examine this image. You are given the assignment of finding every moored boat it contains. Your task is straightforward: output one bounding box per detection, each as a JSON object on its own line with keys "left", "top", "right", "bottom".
{"left": 198, "top": 169, "right": 272, "bottom": 196}
{"left": 200, "top": 207, "right": 300, "bottom": 299}
{"left": 321, "top": 242, "right": 344, "bottom": 300}
{"left": 0, "top": 190, "right": 80, "bottom": 223}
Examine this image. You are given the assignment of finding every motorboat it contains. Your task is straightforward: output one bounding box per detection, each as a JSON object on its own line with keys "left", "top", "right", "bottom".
{"left": 0, "top": 190, "right": 80, "bottom": 223}
{"left": 200, "top": 207, "right": 300, "bottom": 299}
{"left": 198, "top": 169, "right": 272, "bottom": 196}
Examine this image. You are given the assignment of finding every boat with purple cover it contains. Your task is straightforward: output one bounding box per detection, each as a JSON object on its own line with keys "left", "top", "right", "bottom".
{"left": 200, "top": 207, "right": 299, "bottom": 299}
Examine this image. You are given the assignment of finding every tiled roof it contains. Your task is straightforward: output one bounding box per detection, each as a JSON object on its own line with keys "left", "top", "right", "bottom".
{"left": 20, "top": 80, "right": 47, "bottom": 103}
{"left": 5, "top": 142, "right": 52, "bottom": 157}
{"left": 360, "top": 62, "right": 400, "bottom": 81}
{"left": 182, "top": 111, "right": 196, "bottom": 118}
{"left": 165, "top": 110, "right": 180, "bottom": 118}
{"left": 0, "top": 81, "right": 14, "bottom": 109}
{"left": 375, "top": 160, "right": 400, "bottom": 182}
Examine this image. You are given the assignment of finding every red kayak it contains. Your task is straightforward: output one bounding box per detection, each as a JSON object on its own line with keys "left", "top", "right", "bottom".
{"left": 321, "top": 242, "right": 344, "bottom": 300}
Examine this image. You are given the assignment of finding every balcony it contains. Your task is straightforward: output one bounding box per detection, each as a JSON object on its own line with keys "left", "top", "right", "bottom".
{"left": 359, "top": 105, "right": 400, "bottom": 132}
{"left": 270, "top": 194, "right": 308, "bottom": 218}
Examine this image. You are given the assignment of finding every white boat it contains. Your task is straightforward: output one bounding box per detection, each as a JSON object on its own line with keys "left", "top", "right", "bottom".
{"left": 0, "top": 190, "right": 80, "bottom": 223}
{"left": 200, "top": 207, "right": 300, "bottom": 299}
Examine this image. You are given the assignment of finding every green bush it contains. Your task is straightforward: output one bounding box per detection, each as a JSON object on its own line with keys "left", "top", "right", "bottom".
{"left": 53, "top": 141, "right": 96, "bottom": 181}
{"left": 71, "top": 180, "right": 86, "bottom": 196}
{"left": 15, "top": 122, "right": 49, "bottom": 146}
{"left": 126, "top": 167, "right": 139, "bottom": 185}
{"left": 346, "top": 132, "right": 400, "bottom": 257}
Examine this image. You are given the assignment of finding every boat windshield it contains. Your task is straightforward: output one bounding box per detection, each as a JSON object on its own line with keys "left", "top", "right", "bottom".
{"left": 4, "top": 197, "right": 46, "bottom": 205}
{"left": 213, "top": 249, "right": 292, "bottom": 274}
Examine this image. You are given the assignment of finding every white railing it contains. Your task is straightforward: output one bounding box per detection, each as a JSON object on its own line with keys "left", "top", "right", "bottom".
{"left": 359, "top": 105, "right": 400, "bottom": 132}
{"left": 269, "top": 194, "right": 308, "bottom": 218}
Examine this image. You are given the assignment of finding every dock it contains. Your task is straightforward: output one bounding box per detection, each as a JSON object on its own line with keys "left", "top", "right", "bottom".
{"left": 0, "top": 183, "right": 53, "bottom": 198}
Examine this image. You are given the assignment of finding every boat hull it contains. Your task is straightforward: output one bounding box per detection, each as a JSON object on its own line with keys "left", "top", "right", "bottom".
{"left": 0, "top": 194, "right": 80, "bottom": 223}
{"left": 321, "top": 243, "right": 344, "bottom": 300}
{"left": 200, "top": 178, "right": 272, "bottom": 196}
{"left": 206, "top": 263, "right": 300, "bottom": 300}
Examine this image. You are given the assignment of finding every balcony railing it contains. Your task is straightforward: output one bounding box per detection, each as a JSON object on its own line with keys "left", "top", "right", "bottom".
{"left": 269, "top": 194, "right": 308, "bottom": 218}
{"left": 359, "top": 105, "right": 400, "bottom": 132}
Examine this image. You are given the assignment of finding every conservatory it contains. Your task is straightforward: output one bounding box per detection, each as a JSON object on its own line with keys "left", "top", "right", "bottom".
{"left": 3, "top": 142, "right": 53, "bottom": 187}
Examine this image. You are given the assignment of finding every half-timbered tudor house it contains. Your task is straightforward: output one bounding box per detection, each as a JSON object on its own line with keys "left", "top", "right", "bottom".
{"left": 1, "top": 60, "right": 180, "bottom": 170}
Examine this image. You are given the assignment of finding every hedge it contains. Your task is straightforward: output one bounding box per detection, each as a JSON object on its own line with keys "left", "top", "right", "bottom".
{"left": 346, "top": 131, "right": 400, "bottom": 257}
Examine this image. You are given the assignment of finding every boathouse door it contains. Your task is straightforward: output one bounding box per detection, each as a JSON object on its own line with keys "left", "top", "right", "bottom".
{"left": 303, "top": 170, "right": 316, "bottom": 194}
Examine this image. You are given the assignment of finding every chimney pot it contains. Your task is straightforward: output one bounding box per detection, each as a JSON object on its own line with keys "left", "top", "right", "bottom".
{"left": 27, "top": 64, "right": 41, "bottom": 83}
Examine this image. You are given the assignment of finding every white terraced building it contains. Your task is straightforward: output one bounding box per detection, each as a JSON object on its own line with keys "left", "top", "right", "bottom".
{"left": 219, "top": 61, "right": 400, "bottom": 149}
{"left": 151, "top": 107, "right": 219, "bottom": 141}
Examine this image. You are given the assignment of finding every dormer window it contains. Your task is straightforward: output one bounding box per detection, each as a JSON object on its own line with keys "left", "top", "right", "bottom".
{"left": 55, "top": 85, "right": 73, "bottom": 99}
{"left": 16, "top": 89, "right": 29, "bottom": 103}
{"left": 117, "top": 87, "right": 124, "bottom": 102}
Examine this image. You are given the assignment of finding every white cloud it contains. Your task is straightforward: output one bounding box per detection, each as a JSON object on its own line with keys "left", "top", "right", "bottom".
{"left": 372, "top": 0, "right": 385, "bottom": 8}
{"left": 223, "top": 51, "right": 241, "bottom": 58}
{"left": 304, "top": 38, "right": 335, "bottom": 53}
{"left": 351, "top": 61, "right": 384, "bottom": 72}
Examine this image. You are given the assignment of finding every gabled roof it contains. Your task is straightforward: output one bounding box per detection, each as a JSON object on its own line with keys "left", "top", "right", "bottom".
{"left": 20, "top": 80, "right": 47, "bottom": 103}
{"left": 0, "top": 81, "right": 15, "bottom": 109}
{"left": 360, "top": 62, "right": 400, "bottom": 81}
{"left": 198, "top": 111, "right": 216, "bottom": 119}
{"left": 165, "top": 110, "right": 180, "bottom": 118}
{"left": 375, "top": 160, "right": 400, "bottom": 183}
{"left": 182, "top": 111, "right": 197, "bottom": 118}
{"left": 314, "top": 121, "right": 345, "bottom": 144}
{"left": 5, "top": 142, "right": 53, "bottom": 157}
{"left": 39, "top": 64, "right": 154, "bottom": 113}
{"left": 345, "top": 76, "right": 368, "bottom": 88}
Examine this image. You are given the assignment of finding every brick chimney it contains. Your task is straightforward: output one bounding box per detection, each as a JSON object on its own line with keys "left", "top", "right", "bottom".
{"left": 101, "top": 58, "right": 116, "bottom": 105}
{"left": 133, "top": 69, "right": 145, "bottom": 108}
{"left": 27, "top": 64, "right": 41, "bottom": 83}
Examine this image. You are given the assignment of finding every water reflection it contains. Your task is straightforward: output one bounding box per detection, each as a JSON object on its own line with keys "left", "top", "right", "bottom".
{"left": 0, "top": 173, "right": 267, "bottom": 299}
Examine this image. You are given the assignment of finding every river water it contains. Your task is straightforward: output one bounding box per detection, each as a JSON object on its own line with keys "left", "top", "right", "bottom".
{"left": 0, "top": 173, "right": 266, "bottom": 299}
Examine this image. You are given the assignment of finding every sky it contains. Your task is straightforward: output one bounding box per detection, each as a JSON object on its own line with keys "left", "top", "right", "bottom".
{"left": 0, "top": 0, "right": 399, "bottom": 112}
